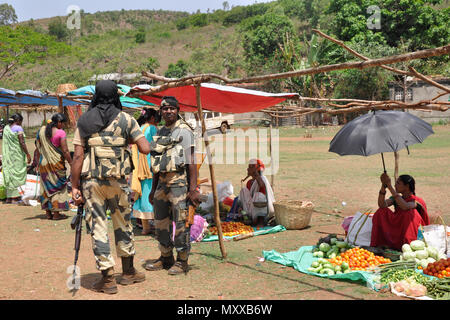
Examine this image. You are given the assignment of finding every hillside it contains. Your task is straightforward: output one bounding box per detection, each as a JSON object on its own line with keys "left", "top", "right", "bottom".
{"left": 3, "top": 10, "right": 244, "bottom": 91}
{"left": 1, "top": 0, "right": 449, "bottom": 99}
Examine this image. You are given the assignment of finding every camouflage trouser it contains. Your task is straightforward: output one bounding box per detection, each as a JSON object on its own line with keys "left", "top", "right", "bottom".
{"left": 153, "top": 184, "right": 190, "bottom": 261}
{"left": 82, "top": 178, "right": 135, "bottom": 271}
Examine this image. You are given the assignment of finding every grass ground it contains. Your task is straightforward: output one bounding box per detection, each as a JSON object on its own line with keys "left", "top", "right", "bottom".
{"left": 0, "top": 124, "right": 449, "bottom": 301}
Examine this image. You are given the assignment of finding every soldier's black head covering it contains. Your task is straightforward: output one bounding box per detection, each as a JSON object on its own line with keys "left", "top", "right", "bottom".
{"left": 77, "top": 80, "right": 123, "bottom": 138}
{"left": 160, "top": 96, "right": 179, "bottom": 110}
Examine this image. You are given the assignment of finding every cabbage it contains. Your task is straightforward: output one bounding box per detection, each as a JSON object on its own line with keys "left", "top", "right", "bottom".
{"left": 319, "top": 242, "right": 331, "bottom": 253}
{"left": 402, "top": 251, "right": 416, "bottom": 261}
{"left": 402, "top": 244, "right": 412, "bottom": 253}
{"left": 419, "top": 259, "right": 429, "bottom": 269}
{"left": 438, "top": 253, "right": 447, "bottom": 260}
{"left": 410, "top": 240, "right": 425, "bottom": 251}
{"left": 426, "top": 257, "right": 436, "bottom": 264}
{"left": 426, "top": 247, "right": 439, "bottom": 260}
{"left": 415, "top": 249, "right": 428, "bottom": 260}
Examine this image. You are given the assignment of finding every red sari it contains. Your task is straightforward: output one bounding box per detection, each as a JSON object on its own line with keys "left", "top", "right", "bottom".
{"left": 370, "top": 194, "right": 429, "bottom": 250}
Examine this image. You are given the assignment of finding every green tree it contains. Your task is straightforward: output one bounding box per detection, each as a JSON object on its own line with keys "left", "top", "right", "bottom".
{"left": 48, "top": 18, "right": 69, "bottom": 41}
{"left": 175, "top": 17, "right": 189, "bottom": 30}
{"left": 327, "top": 0, "right": 450, "bottom": 51}
{"left": 189, "top": 13, "right": 208, "bottom": 27}
{"left": 0, "top": 3, "right": 17, "bottom": 26}
{"left": 0, "top": 25, "right": 70, "bottom": 80}
{"left": 135, "top": 27, "right": 146, "bottom": 43}
{"left": 239, "top": 11, "right": 297, "bottom": 74}
{"left": 143, "top": 56, "right": 160, "bottom": 73}
{"left": 164, "top": 60, "right": 189, "bottom": 78}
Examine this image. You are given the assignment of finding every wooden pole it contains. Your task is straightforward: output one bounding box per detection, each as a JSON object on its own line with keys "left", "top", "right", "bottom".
{"left": 195, "top": 85, "right": 227, "bottom": 259}
{"left": 394, "top": 151, "right": 399, "bottom": 182}
{"left": 57, "top": 95, "right": 64, "bottom": 114}
{"left": 269, "top": 123, "right": 274, "bottom": 189}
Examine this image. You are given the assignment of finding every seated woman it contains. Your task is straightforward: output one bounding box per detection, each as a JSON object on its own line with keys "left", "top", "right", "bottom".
{"left": 237, "top": 159, "right": 275, "bottom": 228}
{"left": 370, "top": 173, "right": 429, "bottom": 251}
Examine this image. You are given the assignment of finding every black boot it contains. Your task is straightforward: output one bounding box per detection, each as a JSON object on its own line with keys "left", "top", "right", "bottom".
{"left": 118, "top": 256, "right": 146, "bottom": 285}
{"left": 144, "top": 255, "right": 175, "bottom": 271}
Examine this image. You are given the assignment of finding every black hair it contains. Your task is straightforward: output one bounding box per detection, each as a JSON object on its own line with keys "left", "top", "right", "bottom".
{"left": 45, "top": 113, "right": 67, "bottom": 139}
{"left": 8, "top": 113, "right": 23, "bottom": 125}
{"left": 137, "top": 108, "right": 160, "bottom": 126}
{"left": 160, "top": 96, "right": 179, "bottom": 109}
{"left": 399, "top": 174, "right": 416, "bottom": 195}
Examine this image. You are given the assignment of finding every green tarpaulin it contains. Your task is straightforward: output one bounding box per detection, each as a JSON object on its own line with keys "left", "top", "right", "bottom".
{"left": 263, "top": 245, "right": 380, "bottom": 290}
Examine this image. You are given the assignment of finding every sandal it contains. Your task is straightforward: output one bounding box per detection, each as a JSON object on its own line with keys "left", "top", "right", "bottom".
{"left": 52, "top": 214, "right": 69, "bottom": 220}
{"left": 45, "top": 211, "right": 53, "bottom": 220}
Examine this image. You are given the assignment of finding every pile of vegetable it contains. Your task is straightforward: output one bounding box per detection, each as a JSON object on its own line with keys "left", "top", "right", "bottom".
{"left": 378, "top": 260, "right": 418, "bottom": 284}
{"left": 423, "top": 276, "right": 450, "bottom": 300}
{"left": 332, "top": 247, "right": 391, "bottom": 271}
{"left": 310, "top": 234, "right": 391, "bottom": 272}
{"left": 312, "top": 234, "right": 351, "bottom": 259}
{"left": 400, "top": 240, "right": 445, "bottom": 269}
{"left": 422, "top": 257, "right": 450, "bottom": 278}
{"left": 208, "top": 221, "right": 253, "bottom": 237}
{"left": 391, "top": 278, "right": 427, "bottom": 297}
{"left": 307, "top": 258, "right": 352, "bottom": 275}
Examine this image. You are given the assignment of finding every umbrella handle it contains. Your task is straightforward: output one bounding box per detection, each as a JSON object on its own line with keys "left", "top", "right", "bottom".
{"left": 381, "top": 153, "right": 387, "bottom": 173}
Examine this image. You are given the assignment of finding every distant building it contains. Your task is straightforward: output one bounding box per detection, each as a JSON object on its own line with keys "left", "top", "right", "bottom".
{"left": 89, "top": 73, "right": 141, "bottom": 85}
{"left": 388, "top": 76, "right": 450, "bottom": 123}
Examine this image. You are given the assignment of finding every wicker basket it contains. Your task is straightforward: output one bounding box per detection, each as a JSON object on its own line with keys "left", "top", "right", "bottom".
{"left": 274, "top": 200, "right": 314, "bottom": 230}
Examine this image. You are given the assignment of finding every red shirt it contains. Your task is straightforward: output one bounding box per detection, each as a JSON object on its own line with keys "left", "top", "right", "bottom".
{"left": 246, "top": 179, "right": 266, "bottom": 195}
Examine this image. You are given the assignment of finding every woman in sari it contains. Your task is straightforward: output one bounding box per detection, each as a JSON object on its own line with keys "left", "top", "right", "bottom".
{"left": 239, "top": 159, "right": 275, "bottom": 229}
{"left": 2, "top": 114, "right": 32, "bottom": 204}
{"left": 33, "top": 113, "right": 72, "bottom": 220}
{"left": 131, "top": 108, "right": 159, "bottom": 234}
{"left": 370, "top": 173, "right": 430, "bottom": 251}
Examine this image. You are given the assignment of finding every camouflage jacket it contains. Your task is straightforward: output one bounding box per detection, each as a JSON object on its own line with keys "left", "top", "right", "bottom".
{"left": 81, "top": 112, "right": 141, "bottom": 179}
{"left": 151, "top": 120, "right": 194, "bottom": 187}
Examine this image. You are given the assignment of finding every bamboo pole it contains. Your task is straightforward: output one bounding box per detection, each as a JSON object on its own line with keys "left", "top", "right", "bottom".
{"left": 195, "top": 85, "right": 227, "bottom": 259}
{"left": 394, "top": 151, "right": 399, "bottom": 182}
{"left": 57, "top": 95, "right": 64, "bottom": 114}
{"left": 269, "top": 123, "right": 274, "bottom": 189}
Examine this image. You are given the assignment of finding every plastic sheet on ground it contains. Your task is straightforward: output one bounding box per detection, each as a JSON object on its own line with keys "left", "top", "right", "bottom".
{"left": 263, "top": 245, "right": 381, "bottom": 290}
{"left": 201, "top": 225, "right": 286, "bottom": 242}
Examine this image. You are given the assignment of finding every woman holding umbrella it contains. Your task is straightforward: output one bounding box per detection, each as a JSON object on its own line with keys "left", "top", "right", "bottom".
{"left": 370, "top": 172, "right": 430, "bottom": 251}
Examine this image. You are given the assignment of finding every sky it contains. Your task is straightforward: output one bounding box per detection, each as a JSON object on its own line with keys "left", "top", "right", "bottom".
{"left": 4, "top": 0, "right": 274, "bottom": 22}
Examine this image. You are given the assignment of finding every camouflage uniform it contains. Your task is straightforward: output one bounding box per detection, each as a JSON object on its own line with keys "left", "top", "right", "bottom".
{"left": 150, "top": 120, "right": 194, "bottom": 262}
{"left": 73, "top": 112, "right": 144, "bottom": 271}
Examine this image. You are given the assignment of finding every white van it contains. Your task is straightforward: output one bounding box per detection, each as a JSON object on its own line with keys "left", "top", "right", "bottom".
{"left": 183, "top": 111, "right": 235, "bottom": 134}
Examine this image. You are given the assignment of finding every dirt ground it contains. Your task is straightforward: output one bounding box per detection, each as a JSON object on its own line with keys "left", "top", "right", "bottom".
{"left": 0, "top": 124, "right": 449, "bottom": 301}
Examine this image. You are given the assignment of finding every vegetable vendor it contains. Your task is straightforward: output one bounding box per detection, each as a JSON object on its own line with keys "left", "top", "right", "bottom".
{"left": 237, "top": 159, "right": 276, "bottom": 228}
{"left": 371, "top": 173, "right": 430, "bottom": 251}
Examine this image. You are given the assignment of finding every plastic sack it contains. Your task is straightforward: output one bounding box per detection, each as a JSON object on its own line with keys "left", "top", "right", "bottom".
{"left": 419, "top": 224, "right": 449, "bottom": 256}
{"left": 199, "top": 181, "right": 234, "bottom": 212}
{"left": 217, "top": 181, "right": 233, "bottom": 202}
{"left": 341, "top": 215, "right": 354, "bottom": 233}
{"left": 18, "top": 174, "right": 41, "bottom": 204}
{"left": 190, "top": 215, "right": 209, "bottom": 243}
{"left": 345, "top": 211, "right": 373, "bottom": 247}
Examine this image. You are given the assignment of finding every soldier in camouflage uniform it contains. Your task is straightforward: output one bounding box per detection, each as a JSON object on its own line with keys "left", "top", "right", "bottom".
{"left": 71, "top": 80, "right": 151, "bottom": 294}
{"left": 145, "top": 96, "right": 200, "bottom": 275}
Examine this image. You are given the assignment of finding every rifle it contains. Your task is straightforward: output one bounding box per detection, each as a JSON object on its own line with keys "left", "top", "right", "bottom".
{"left": 69, "top": 200, "right": 84, "bottom": 293}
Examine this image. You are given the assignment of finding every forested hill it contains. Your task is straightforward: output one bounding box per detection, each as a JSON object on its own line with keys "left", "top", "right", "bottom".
{"left": 1, "top": 0, "right": 449, "bottom": 101}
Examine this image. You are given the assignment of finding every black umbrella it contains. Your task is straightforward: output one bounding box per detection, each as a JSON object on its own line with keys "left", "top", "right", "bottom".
{"left": 329, "top": 110, "right": 434, "bottom": 172}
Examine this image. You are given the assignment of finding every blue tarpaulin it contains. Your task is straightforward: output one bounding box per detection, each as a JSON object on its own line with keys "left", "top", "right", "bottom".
{"left": 68, "top": 85, "right": 155, "bottom": 109}
{"left": 0, "top": 88, "right": 82, "bottom": 107}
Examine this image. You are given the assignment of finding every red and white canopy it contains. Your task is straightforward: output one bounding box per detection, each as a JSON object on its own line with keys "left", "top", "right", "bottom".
{"left": 128, "top": 83, "right": 298, "bottom": 113}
